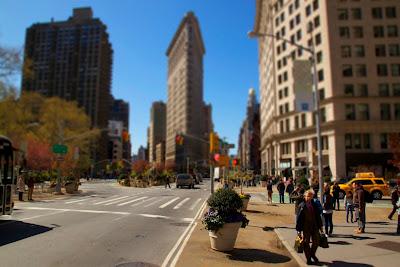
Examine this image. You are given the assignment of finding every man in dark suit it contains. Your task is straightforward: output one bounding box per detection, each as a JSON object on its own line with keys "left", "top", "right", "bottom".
{"left": 296, "top": 190, "right": 323, "bottom": 265}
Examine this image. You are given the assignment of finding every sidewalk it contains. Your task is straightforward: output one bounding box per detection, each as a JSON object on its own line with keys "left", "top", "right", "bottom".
{"left": 176, "top": 187, "right": 299, "bottom": 267}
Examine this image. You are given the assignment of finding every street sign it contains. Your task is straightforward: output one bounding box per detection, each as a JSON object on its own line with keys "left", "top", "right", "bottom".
{"left": 52, "top": 144, "right": 68, "bottom": 154}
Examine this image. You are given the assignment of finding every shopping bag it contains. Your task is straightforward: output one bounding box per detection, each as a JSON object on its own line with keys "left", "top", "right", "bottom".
{"left": 294, "top": 236, "right": 304, "bottom": 253}
{"left": 319, "top": 233, "right": 329, "bottom": 248}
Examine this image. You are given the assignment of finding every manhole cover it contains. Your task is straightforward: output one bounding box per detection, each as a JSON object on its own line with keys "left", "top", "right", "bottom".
{"left": 116, "top": 262, "right": 159, "bottom": 267}
{"left": 368, "top": 241, "right": 400, "bottom": 253}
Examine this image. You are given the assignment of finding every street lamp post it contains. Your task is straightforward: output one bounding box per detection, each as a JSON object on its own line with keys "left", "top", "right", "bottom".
{"left": 248, "top": 30, "right": 324, "bottom": 203}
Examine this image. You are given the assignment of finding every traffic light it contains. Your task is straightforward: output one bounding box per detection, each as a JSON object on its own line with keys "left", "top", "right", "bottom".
{"left": 209, "top": 132, "right": 220, "bottom": 153}
{"left": 175, "top": 134, "right": 184, "bottom": 145}
{"left": 214, "top": 153, "right": 220, "bottom": 162}
{"left": 122, "top": 130, "right": 129, "bottom": 142}
{"left": 232, "top": 158, "right": 240, "bottom": 166}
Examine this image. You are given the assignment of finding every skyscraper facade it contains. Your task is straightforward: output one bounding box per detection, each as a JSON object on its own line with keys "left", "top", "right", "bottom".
{"left": 21, "top": 7, "right": 113, "bottom": 162}
{"left": 165, "top": 12, "right": 210, "bottom": 170}
{"left": 110, "top": 98, "right": 131, "bottom": 160}
{"left": 253, "top": 0, "right": 400, "bottom": 180}
{"left": 148, "top": 101, "right": 166, "bottom": 164}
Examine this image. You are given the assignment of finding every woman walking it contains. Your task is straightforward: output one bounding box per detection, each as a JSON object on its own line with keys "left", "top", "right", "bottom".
{"left": 344, "top": 191, "right": 354, "bottom": 223}
{"left": 267, "top": 179, "right": 273, "bottom": 204}
{"left": 17, "top": 174, "right": 25, "bottom": 201}
{"left": 322, "top": 185, "right": 334, "bottom": 236}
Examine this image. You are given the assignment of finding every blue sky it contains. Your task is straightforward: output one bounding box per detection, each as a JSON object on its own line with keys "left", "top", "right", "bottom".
{"left": 0, "top": 0, "right": 259, "bottom": 154}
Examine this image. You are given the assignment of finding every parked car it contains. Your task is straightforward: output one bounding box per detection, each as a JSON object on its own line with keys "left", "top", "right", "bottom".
{"left": 331, "top": 172, "right": 390, "bottom": 200}
{"left": 176, "top": 173, "right": 195, "bottom": 189}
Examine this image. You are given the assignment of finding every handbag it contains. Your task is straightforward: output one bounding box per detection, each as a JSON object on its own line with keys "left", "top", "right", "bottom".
{"left": 294, "top": 235, "right": 304, "bottom": 253}
{"left": 319, "top": 233, "right": 329, "bottom": 248}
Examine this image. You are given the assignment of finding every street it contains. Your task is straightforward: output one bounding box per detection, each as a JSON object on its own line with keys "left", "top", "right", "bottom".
{"left": 0, "top": 180, "right": 210, "bottom": 267}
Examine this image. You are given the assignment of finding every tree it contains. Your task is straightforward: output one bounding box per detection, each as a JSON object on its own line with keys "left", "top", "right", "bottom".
{"left": 25, "top": 135, "right": 53, "bottom": 170}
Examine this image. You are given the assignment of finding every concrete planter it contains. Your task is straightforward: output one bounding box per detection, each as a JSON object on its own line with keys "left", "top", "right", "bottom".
{"left": 241, "top": 198, "right": 250, "bottom": 211}
{"left": 208, "top": 222, "right": 241, "bottom": 251}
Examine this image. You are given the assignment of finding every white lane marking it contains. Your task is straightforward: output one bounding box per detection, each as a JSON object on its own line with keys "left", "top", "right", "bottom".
{"left": 138, "top": 214, "right": 170, "bottom": 220}
{"left": 144, "top": 197, "right": 165, "bottom": 207}
{"left": 130, "top": 197, "right": 155, "bottom": 207}
{"left": 65, "top": 196, "right": 95, "bottom": 204}
{"left": 104, "top": 196, "right": 134, "bottom": 206}
{"left": 22, "top": 206, "right": 131, "bottom": 215}
{"left": 161, "top": 200, "right": 207, "bottom": 267}
{"left": 21, "top": 210, "right": 66, "bottom": 221}
{"left": 182, "top": 218, "right": 194, "bottom": 222}
{"left": 189, "top": 198, "right": 202, "bottom": 210}
{"left": 173, "top": 198, "right": 190, "bottom": 210}
{"left": 159, "top": 197, "right": 180, "bottom": 209}
{"left": 93, "top": 196, "right": 127, "bottom": 205}
{"left": 115, "top": 196, "right": 147, "bottom": 207}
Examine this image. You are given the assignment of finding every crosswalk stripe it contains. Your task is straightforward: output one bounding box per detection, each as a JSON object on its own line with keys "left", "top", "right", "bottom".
{"left": 159, "top": 197, "right": 180, "bottom": 209}
{"left": 115, "top": 196, "right": 147, "bottom": 206}
{"left": 104, "top": 196, "right": 136, "bottom": 206}
{"left": 144, "top": 197, "right": 165, "bottom": 207}
{"left": 189, "top": 198, "right": 202, "bottom": 210}
{"left": 65, "top": 196, "right": 94, "bottom": 204}
{"left": 173, "top": 198, "right": 190, "bottom": 210}
{"left": 130, "top": 197, "right": 155, "bottom": 207}
{"left": 93, "top": 196, "right": 128, "bottom": 205}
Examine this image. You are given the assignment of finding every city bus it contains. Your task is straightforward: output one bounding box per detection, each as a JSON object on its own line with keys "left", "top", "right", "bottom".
{"left": 0, "top": 135, "right": 16, "bottom": 215}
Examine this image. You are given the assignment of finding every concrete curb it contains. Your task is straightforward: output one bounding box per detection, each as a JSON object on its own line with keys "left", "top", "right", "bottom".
{"left": 274, "top": 228, "right": 307, "bottom": 267}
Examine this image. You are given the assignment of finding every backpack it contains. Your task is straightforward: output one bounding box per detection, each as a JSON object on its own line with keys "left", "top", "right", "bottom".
{"left": 364, "top": 190, "right": 374, "bottom": 203}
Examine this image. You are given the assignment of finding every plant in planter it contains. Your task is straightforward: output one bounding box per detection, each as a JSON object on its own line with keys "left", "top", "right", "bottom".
{"left": 202, "top": 188, "right": 249, "bottom": 251}
{"left": 239, "top": 193, "right": 251, "bottom": 211}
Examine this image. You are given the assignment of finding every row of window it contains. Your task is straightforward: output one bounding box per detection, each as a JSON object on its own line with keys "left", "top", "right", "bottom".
{"left": 341, "top": 64, "right": 400, "bottom": 77}
{"left": 339, "top": 25, "right": 398, "bottom": 38}
{"left": 338, "top": 6, "right": 397, "bottom": 20}
{"left": 345, "top": 103, "right": 400, "bottom": 121}
{"left": 344, "top": 83, "right": 400, "bottom": 97}
{"left": 280, "top": 136, "right": 329, "bottom": 155}
{"left": 341, "top": 44, "right": 400, "bottom": 58}
{"left": 344, "top": 132, "right": 395, "bottom": 150}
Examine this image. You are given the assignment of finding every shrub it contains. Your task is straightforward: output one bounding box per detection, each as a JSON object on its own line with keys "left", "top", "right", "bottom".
{"left": 239, "top": 193, "right": 251, "bottom": 199}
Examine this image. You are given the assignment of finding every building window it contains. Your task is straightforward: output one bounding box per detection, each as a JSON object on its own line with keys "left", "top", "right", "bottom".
{"left": 345, "top": 104, "right": 356, "bottom": 120}
{"left": 363, "top": 134, "right": 371, "bottom": 149}
{"left": 344, "top": 84, "right": 354, "bottom": 96}
{"left": 338, "top": 9, "right": 348, "bottom": 20}
{"left": 319, "top": 88, "right": 325, "bottom": 100}
{"left": 386, "top": 7, "right": 397, "bottom": 18}
{"left": 393, "top": 83, "right": 400, "bottom": 96}
{"left": 306, "top": 5, "right": 312, "bottom": 17}
{"left": 339, "top": 27, "right": 350, "bottom": 38}
{"left": 375, "top": 44, "right": 386, "bottom": 57}
{"left": 301, "top": 113, "right": 306, "bottom": 128}
{"left": 315, "top": 33, "right": 322, "bottom": 45}
{"left": 352, "top": 8, "right": 362, "bottom": 20}
{"left": 343, "top": 65, "right": 353, "bottom": 77}
{"left": 391, "top": 64, "right": 400, "bottom": 76}
{"left": 290, "top": 19, "right": 294, "bottom": 29}
{"left": 395, "top": 104, "right": 400, "bottom": 120}
{"left": 279, "top": 105, "right": 283, "bottom": 115}
{"left": 357, "top": 104, "right": 369, "bottom": 120}
{"left": 280, "top": 120, "right": 284, "bottom": 133}
{"left": 321, "top": 107, "right": 326, "bottom": 122}
{"left": 380, "top": 103, "right": 391, "bottom": 120}
{"left": 354, "top": 45, "right": 365, "bottom": 57}
{"left": 357, "top": 84, "right": 368, "bottom": 96}
{"left": 295, "top": 0, "right": 299, "bottom": 9}
{"left": 313, "top": 0, "right": 319, "bottom": 11}
{"left": 284, "top": 102, "right": 289, "bottom": 113}
{"left": 389, "top": 44, "right": 400, "bottom": 56}
{"left": 295, "top": 14, "right": 301, "bottom": 24}
{"left": 285, "top": 119, "right": 290, "bottom": 132}
{"left": 289, "top": 4, "right": 293, "bottom": 15}
{"left": 296, "top": 30, "right": 302, "bottom": 40}
{"left": 317, "top": 51, "right": 322, "bottom": 63}
{"left": 341, "top": 46, "right": 351, "bottom": 57}
{"left": 379, "top": 83, "right": 390, "bottom": 96}
{"left": 380, "top": 133, "right": 388, "bottom": 149}
{"left": 296, "top": 140, "right": 307, "bottom": 153}
{"left": 356, "top": 64, "right": 367, "bottom": 77}
{"left": 284, "top": 87, "right": 288, "bottom": 97}
{"left": 281, "top": 142, "right": 291, "bottom": 154}
{"left": 318, "top": 70, "right": 324, "bottom": 81}
{"left": 279, "top": 90, "right": 283, "bottom": 99}
{"left": 314, "top": 16, "right": 320, "bottom": 28}
{"left": 295, "top": 116, "right": 299, "bottom": 129}
{"left": 374, "top": 26, "right": 385, "bottom": 37}
{"left": 377, "top": 64, "right": 388, "bottom": 76}
{"left": 372, "top": 7, "right": 383, "bottom": 19}
{"left": 345, "top": 134, "right": 352, "bottom": 149}
{"left": 387, "top": 25, "right": 398, "bottom": 37}
{"left": 354, "top": 134, "right": 362, "bottom": 149}
{"left": 353, "top": 26, "right": 363, "bottom": 38}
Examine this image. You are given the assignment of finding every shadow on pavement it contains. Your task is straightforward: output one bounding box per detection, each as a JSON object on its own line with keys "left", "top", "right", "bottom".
{"left": 227, "top": 248, "right": 291, "bottom": 264}
{"left": 328, "top": 240, "right": 352, "bottom": 245}
{"left": 332, "top": 234, "right": 376, "bottom": 240}
{"left": 245, "top": 210, "right": 264, "bottom": 214}
{"left": 368, "top": 221, "right": 390, "bottom": 225}
{"left": 328, "top": 261, "right": 374, "bottom": 267}
{"left": 0, "top": 220, "right": 53, "bottom": 246}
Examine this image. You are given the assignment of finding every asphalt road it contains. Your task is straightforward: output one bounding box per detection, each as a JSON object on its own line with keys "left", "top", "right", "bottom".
{"left": 0, "top": 179, "right": 211, "bottom": 267}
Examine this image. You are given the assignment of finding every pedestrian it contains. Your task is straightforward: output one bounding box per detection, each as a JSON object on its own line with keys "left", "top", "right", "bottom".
{"left": 353, "top": 182, "right": 366, "bottom": 234}
{"left": 223, "top": 180, "right": 229, "bottom": 189}
{"left": 332, "top": 182, "right": 341, "bottom": 210}
{"left": 388, "top": 186, "right": 399, "bottom": 220}
{"left": 267, "top": 179, "right": 273, "bottom": 204}
{"left": 292, "top": 185, "right": 305, "bottom": 223}
{"left": 27, "top": 175, "right": 34, "bottom": 201}
{"left": 396, "top": 197, "right": 400, "bottom": 235}
{"left": 344, "top": 191, "right": 354, "bottom": 223}
{"left": 296, "top": 190, "right": 323, "bottom": 265}
{"left": 277, "top": 179, "right": 286, "bottom": 204}
{"left": 164, "top": 175, "right": 171, "bottom": 189}
{"left": 322, "top": 185, "right": 334, "bottom": 236}
{"left": 17, "top": 173, "right": 25, "bottom": 201}
{"left": 286, "top": 179, "right": 295, "bottom": 203}
{"left": 312, "top": 182, "right": 319, "bottom": 199}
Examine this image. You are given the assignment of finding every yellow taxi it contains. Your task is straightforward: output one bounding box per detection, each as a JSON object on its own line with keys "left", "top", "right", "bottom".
{"left": 332, "top": 172, "right": 390, "bottom": 200}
